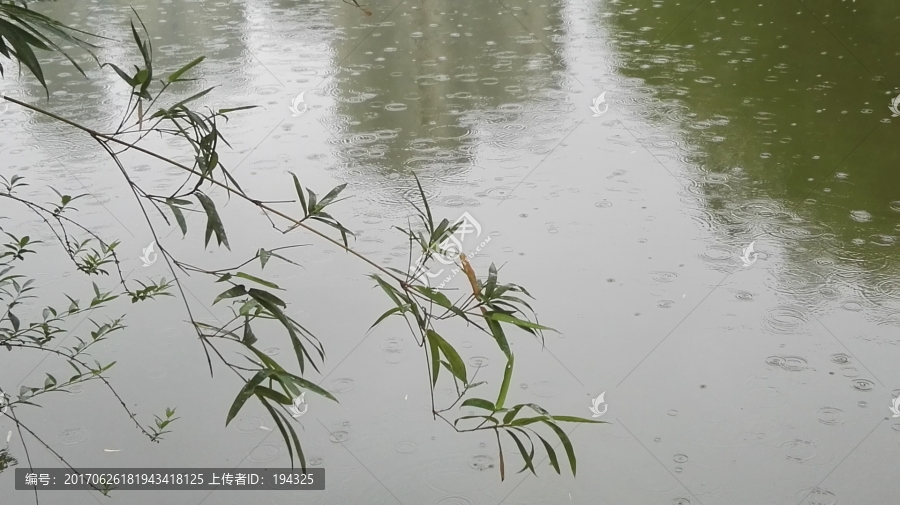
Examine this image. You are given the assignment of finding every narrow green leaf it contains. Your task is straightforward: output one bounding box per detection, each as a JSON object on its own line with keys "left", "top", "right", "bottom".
{"left": 289, "top": 173, "right": 308, "bottom": 218}
{"left": 502, "top": 404, "right": 526, "bottom": 425}
{"left": 508, "top": 416, "right": 546, "bottom": 427}
{"left": 247, "top": 288, "right": 286, "bottom": 308}
{"left": 369, "top": 305, "right": 406, "bottom": 330}
{"left": 318, "top": 183, "right": 347, "bottom": 208}
{"left": 370, "top": 274, "right": 405, "bottom": 307}
{"left": 274, "top": 371, "right": 338, "bottom": 403}
{"left": 195, "top": 192, "right": 229, "bottom": 250}
{"left": 506, "top": 429, "right": 536, "bottom": 475}
{"left": 495, "top": 354, "right": 514, "bottom": 411}
{"left": 426, "top": 330, "right": 466, "bottom": 384}
{"left": 218, "top": 105, "right": 259, "bottom": 115}
{"left": 213, "top": 285, "right": 246, "bottom": 305}
{"left": 551, "top": 415, "right": 609, "bottom": 424}
{"left": 277, "top": 408, "right": 307, "bottom": 472}
{"left": 486, "top": 318, "right": 511, "bottom": 360}
{"left": 242, "top": 320, "right": 257, "bottom": 346}
{"left": 428, "top": 332, "right": 440, "bottom": 387}
{"left": 412, "top": 285, "right": 455, "bottom": 309}
{"left": 255, "top": 386, "right": 292, "bottom": 405}
{"left": 170, "top": 86, "right": 215, "bottom": 110}
{"left": 453, "top": 415, "right": 499, "bottom": 428}
{"left": 167, "top": 56, "right": 205, "bottom": 83}
{"left": 258, "top": 395, "right": 294, "bottom": 464}
{"left": 102, "top": 62, "right": 136, "bottom": 86}
{"left": 496, "top": 429, "right": 506, "bottom": 481}
{"left": 235, "top": 272, "right": 281, "bottom": 290}
{"left": 535, "top": 433, "right": 561, "bottom": 474}
{"left": 165, "top": 198, "right": 187, "bottom": 236}
{"left": 460, "top": 398, "right": 495, "bottom": 411}
{"left": 542, "top": 420, "right": 577, "bottom": 476}
{"left": 488, "top": 312, "right": 556, "bottom": 332}
{"left": 225, "top": 370, "right": 268, "bottom": 425}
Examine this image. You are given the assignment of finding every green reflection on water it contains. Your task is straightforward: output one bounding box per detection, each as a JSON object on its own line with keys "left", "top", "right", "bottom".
{"left": 600, "top": 0, "right": 899, "bottom": 290}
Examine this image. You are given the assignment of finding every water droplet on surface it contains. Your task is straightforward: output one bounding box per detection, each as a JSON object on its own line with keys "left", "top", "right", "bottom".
{"left": 673, "top": 454, "right": 688, "bottom": 463}
{"left": 394, "top": 441, "right": 417, "bottom": 454}
{"left": 830, "top": 353, "right": 850, "bottom": 365}
{"left": 468, "top": 356, "right": 489, "bottom": 368}
{"left": 329, "top": 431, "right": 351, "bottom": 443}
{"left": 58, "top": 428, "right": 88, "bottom": 446}
{"left": 329, "top": 378, "right": 355, "bottom": 393}
{"left": 468, "top": 455, "right": 494, "bottom": 471}
{"left": 667, "top": 410, "right": 678, "bottom": 416}
{"left": 381, "top": 337, "right": 404, "bottom": 353}
{"left": 248, "top": 444, "right": 281, "bottom": 463}
{"left": 858, "top": 401, "right": 868, "bottom": 408}
{"left": 851, "top": 379, "right": 874, "bottom": 392}
{"left": 780, "top": 439, "right": 816, "bottom": 462}
{"left": 816, "top": 407, "right": 845, "bottom": 426}
{"left": 595, "top": 200, "right": 613, "bottom": 208}
{"left": 437, "top": 497, "right": 474, "bottom": 505}
{"left": 531, "top": 381, "right": 560, "bottom": 398}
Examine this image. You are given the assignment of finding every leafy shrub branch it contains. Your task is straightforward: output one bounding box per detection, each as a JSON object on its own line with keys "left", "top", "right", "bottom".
{"left": 0, "top": 3, "right": 606, "bottom": 497}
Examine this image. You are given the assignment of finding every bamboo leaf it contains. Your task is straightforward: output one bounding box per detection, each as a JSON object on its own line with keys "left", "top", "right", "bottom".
{"left": 274, "top": 371, "right": 338, "bottom": 403}
{"left": 535, "top": 433, "right": 561, "bottom": 474}
{"left": 235, "top": 272, "right": 281, "bottom": 290}
{"left": 541, "top": 420, "right": 577, "bottom": 476}
{"left": 460, "top": 398, "right": 495, "bottom": 411}
{"left": 488, "top": 312, "right": 556, "bottom": 333}
{"left": 225, "top": 370, "right": 268, "bottom": 425}
{"left": 506, "top": 429, "right": 535, "bottom": 475}
{"left": 213, "top": 285, "right": 246, "bottom": 305}
{"left": 164, "top": 198, "right": 187, "bottom": 236}
{"left": 369, "top": 305, "right": 406, "bottom": 330}
{"left": 426, "top": 330, "right": 466, "bottom": 384}
{"left": 495, "top": 354, "right": 514, "bottom": 410}
{"left": 551, "top": 415, "right": 609, "bottom": 424}
{"left": 258, "top": 395, "right": 294, "bottom": 465}
{"left": 428, "top": 331, "right": 440, "bottom": 387}
{"left": 254, "top": 386, "right": 292, "bottom": 405}
{"left": 289, "top": 172, "right": 308, "bottom": 218}
{"left": 167, "top": 55, "right": 204, "bottom": 82}
{"left": 195, "top": 192, "right": 229, "bottom": 250}
{"left": 487, "top": 318, "right": 511, "bottom": 360}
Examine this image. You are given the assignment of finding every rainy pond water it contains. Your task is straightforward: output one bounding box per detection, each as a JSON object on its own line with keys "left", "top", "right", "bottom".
{"left": 1, "top": 0, "right": 900, "bottom": 503}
